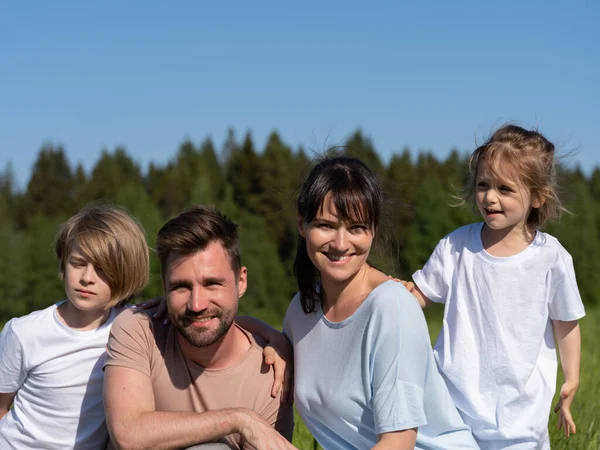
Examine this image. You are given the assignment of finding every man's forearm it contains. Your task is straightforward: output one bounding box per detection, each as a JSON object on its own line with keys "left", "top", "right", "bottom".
{"left": 109, "top": 408, "right": 249, "bottom": 450}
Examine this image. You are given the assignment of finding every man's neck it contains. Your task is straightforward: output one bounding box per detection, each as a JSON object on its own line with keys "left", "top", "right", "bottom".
{"left": 176, "top": 324, "right": 251, "bottom": 370}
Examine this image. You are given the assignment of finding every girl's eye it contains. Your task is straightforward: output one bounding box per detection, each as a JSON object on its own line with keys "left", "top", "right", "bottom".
{"left": 477, "top": 181, "right": 488, "bottom": 189}
{"left": 499, "top": 185, "right": 513, "bottom": 193}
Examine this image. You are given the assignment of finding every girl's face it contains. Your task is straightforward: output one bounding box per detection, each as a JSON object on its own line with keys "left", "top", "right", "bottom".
{"left": 300, "top": 192, "right": 374, "bottom": 285}
{"left": 475, "top": 160, "right": 536, "bottom": 236}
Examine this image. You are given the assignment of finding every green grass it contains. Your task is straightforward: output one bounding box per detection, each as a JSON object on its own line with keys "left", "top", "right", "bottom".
{"left": 291, "top": 306, "right": 600, "bottom": 450}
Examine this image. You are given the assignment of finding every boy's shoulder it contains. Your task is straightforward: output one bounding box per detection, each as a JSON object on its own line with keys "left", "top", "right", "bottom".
{"left": 3, "top": 302, "right": 61, "bottom": 337}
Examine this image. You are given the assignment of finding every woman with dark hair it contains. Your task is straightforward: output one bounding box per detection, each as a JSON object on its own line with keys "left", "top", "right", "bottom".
{"left": 282, "top": 156, "right": 478, "bottom": 450}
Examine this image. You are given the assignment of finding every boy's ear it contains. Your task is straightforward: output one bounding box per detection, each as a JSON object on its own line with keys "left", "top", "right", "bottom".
{"left": 297, "top": 214, "right": 306, "bottom": 238}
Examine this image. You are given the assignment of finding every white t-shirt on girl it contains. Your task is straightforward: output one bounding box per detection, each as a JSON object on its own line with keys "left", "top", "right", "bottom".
{"left": 413, "top": 223, "right": 585, "bottom": 450}
{"left": 0, "top": 302, "right": 118, "bottom": 449}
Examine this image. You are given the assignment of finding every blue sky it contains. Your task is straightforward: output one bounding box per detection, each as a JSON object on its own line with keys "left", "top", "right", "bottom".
{"left": 1, "top": 1, "right": 598, "bottom": 189}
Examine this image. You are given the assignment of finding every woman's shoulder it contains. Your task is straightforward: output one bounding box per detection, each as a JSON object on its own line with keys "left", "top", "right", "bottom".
{"left": 368, "top": 280, "right": 423, "bottom": 316}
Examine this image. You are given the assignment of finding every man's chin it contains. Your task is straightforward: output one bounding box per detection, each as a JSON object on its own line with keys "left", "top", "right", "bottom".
{"left": 176, "top": 321, "right": 232, "bottom": 348}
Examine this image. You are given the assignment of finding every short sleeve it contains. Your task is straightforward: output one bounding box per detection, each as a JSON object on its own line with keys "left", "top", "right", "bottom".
{"left": 548, "top": 250, "right": 585, "bottom": 321}
{"left": 0, "top": 319, "right": 26, "bottom": 392}
{"left": 412, "top": 237, "right": 450, "bottom": 304}
{"left": 370, "top": 286, "right": 433, "bottom": 434}
{"left": 104, "top": 309, "right": 153, "bottom": 377}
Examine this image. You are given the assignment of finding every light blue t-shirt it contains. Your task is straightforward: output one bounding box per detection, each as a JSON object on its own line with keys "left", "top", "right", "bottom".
{"left": 284, "top": 280, "right": 479, "bottom": 450}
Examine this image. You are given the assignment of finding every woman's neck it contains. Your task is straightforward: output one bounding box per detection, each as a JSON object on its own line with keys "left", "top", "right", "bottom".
{"left": 321, "top": 265, "right": 386, "bottom": 322}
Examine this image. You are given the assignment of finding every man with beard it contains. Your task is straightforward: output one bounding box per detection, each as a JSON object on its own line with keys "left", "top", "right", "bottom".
{"left": 103, "top": 205, "right": 295, "bottom": 450}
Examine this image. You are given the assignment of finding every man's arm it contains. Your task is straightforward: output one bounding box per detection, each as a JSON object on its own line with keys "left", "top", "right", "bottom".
{"left": 235, "top": 316, "right": 294, "bottom": 402}
{"left": 0, "top": 392, "right": 16, "bottom": 420}
{"left": 552, "top": 319, "right": 581, "bottom": 437}
{"left": 104, "top": 366, "right": 296, "bottom": 450}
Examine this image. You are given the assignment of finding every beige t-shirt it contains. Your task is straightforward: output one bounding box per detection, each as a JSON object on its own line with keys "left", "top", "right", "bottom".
{"left": 105, "top": 308, "right": 294, "bottom": 449}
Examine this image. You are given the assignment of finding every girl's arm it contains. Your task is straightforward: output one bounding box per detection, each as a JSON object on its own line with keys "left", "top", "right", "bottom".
{"left": 400, "top": 280, "right": 434, "bottom": 308}
{"left": 235, "top": 316, "right": 294, "bottom": 403}
{"left": 0, "top": 391, "right": 16, "bottom": 420}
{"left": 552, "top": 319, "right": 581, "bottom": 437}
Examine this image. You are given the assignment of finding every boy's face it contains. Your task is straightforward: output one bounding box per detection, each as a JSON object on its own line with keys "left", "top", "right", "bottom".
{"left": 64, "top": 243, "right": 113, "bottom": 312}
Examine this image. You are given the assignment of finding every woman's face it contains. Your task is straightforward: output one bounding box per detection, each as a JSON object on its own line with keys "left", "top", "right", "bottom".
{"left": 300, "top": 192, "right": 374, "bottom": 285}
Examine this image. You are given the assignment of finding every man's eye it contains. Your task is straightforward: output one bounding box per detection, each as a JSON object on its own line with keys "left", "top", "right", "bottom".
{"left": 171, "top": 284, "right": 189, "bottom": 292}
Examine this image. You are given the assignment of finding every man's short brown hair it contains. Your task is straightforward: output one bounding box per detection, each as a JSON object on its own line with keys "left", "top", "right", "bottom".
{"left": 156, "top": 205, "right": 241, "bottom": 278}
{"left": 55, "top": 203, "right": 150, "bottom": 308}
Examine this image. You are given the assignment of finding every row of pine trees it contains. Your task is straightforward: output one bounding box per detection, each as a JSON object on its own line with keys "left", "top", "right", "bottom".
{"left": 1, "top": 129, "right": 599, "bottom": 324}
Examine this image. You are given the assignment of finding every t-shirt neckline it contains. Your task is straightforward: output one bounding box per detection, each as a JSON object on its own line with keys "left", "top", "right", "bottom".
{"left": 318, "top": 279, "right": 394, "bottom": 329}
{"left": 474, "top": 222, "right": 543, "bottom": 265}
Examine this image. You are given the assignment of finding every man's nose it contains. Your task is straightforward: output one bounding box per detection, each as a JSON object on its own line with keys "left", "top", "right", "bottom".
{"left": 188, "top": 288, "right": 209, "bottom": 312}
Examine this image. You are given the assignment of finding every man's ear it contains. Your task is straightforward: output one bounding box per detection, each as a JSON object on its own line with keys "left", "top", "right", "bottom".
{"left": 297, "top": 214, "right": 306, "bottom": 238}
{"left": 237, "top": 266, "right": 248, "bottom": 298}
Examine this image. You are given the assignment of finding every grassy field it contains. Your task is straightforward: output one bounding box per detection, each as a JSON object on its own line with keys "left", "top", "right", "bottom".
{"left": 291, "top": 306, "right": 600, "bottom": 450}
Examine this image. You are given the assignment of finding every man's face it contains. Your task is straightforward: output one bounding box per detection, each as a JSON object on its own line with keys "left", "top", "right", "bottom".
{"left": 164, "top": 241, "right": 247, "bottom": 348}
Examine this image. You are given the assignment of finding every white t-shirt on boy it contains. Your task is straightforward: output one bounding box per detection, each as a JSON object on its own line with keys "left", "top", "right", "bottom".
{"left": 0, "top": 301, "right": 118, "bottom": 449}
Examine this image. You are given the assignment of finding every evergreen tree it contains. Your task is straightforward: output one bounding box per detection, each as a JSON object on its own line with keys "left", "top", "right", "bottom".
{"left": 18, "top": 144, "right": 75, "bottom": 226}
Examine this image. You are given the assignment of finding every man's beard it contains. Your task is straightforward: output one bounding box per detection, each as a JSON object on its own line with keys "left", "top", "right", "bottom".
{"left": 172, "top": 307, "right": 236, "bottom": 348}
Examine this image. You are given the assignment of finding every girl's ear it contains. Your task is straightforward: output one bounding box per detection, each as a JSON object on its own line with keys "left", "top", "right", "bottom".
{"left": 531, "top": 193, "right": 547, "bottom": 209}
{"left": 297, "top": 214, "right": 306, "bottom": 238}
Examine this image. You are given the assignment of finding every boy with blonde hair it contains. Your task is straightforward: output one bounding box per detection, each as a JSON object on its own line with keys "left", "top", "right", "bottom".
{"left": 0, "top": 204, "right": 149, "bottom": 449}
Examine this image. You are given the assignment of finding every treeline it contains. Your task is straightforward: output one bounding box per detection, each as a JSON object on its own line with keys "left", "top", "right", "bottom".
{"left": 1, "top": 129, "right": 599, "bottom": 324}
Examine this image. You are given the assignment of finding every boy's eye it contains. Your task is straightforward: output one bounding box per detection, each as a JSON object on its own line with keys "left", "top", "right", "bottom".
{"left": 69, "top": 260, "right": 86, "bottom": 267}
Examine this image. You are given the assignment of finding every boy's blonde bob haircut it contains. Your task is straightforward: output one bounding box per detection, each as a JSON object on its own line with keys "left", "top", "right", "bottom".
{"left": 55, "top": 203, "right": 150, "bottom": 308}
